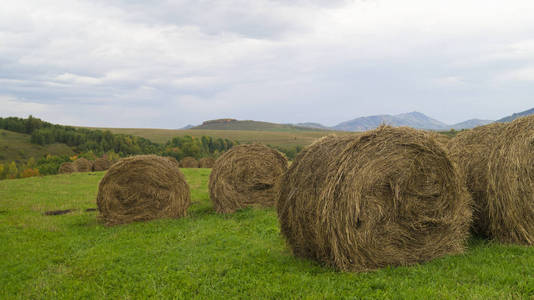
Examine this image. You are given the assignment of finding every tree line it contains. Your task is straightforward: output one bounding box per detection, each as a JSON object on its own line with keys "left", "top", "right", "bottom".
{"left": 0, "top": 116, "right": 235, "bottom": 158}
{"left": 0, "top": 116, "right": 302, "bottom": 180}
{"left": 0, "top": 116, "right": 237, "bottom": 179}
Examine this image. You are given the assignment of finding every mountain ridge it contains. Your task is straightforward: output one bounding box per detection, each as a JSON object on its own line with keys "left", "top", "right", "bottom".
{"left": 186, "top": 107, "right": 533, "bottom": 132}
{"left": 496, "top": 107, "right": 534, "bottom": 123}
{"left": 332, "top": 111, "right": 448, "bottom": 131}
{"left": 191, "top": 119, "right": 325, "bottom": 132}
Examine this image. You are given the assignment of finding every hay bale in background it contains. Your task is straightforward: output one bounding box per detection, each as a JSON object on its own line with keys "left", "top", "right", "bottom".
{"left": 429, "top": 131, "right": 452, "bottom": 148}
{"left": 96, "top": 155, "right": 190, "bottom": 226}
{"left": 278, "top": 126, "right": 472, "bottom": 272}
{"left": 209, "top": 144, "right": 288, "bottom": 214}
{"left": 447, "top": 122, "right": 507, "bottom": 237}
{"left": 92, "top": 158, "right": 111, "bottom": 171}
{"left": 180, "top": 156, "right": 199, "bottom": 168}
{"left": 73, "top": 158, "right": 93, "bottom": 173}
{"left": 198, "top": 157, "right": 215, "bottom": 168}
{"left": 486, "top": 116, "right": 534, "bottom": 245}
{"left": 58, "top": 162, "right": 76, "bottom": 174}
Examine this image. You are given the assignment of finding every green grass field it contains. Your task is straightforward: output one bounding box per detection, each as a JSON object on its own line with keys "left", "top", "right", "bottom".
{"left": 1, "top": 170, "right": 532, "bottom": 299}
{"left": 0, "top": 129, "right": 74, "bottom": 164}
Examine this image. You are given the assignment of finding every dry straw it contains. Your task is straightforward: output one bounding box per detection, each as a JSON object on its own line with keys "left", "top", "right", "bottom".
{"left": 96, "top": 155, "right": 191, "bottom": 226}
{"left": 73, "top": 158, "right": 93, "bottom": 172}
{"left": 92, "top": 158, "right": 111, "bottom": 171}
{"left": 277, "top": 126, "right": 472, "bottom": 272}
{"left": 428, "top": 131, "right": 452, "bottom": 149}
{"left": 209, "top": 144, "right": 288, "bottom": 214}
{"left": 58, "top": 162, "right": 76, "bottom": 174}
{"left": 180, "top": 156, "right": 199, "bottom": 168}
{"left": 447, "top": 122, "right": 507, "bottom": 237}
{"left": 486, "top": 116, "right": 534, "bottom": 245}
{"left": 198, "top": 157, "right": 215, "bottom": 168}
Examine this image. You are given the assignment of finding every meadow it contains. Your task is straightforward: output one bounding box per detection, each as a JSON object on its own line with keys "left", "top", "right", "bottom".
{"left": 0, "top": 129, "right": 73, "bottom": 164}
{"left": 0, "top": 170, "right": 532, "bottom": 299}
{"left": 93, "top": 127, "right": 354, "bottom": 147}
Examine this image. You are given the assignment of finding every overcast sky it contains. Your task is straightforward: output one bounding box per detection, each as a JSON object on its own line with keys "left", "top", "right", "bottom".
{"left": 1, "top": 0, "right": 534, "bottom": 128}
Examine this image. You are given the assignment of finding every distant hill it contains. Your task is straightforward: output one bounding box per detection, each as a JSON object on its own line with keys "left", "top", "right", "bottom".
{"left": 449, "top": 119, "right": 493, "bottom": 130}
{"left": 192, "top": 119, "right": 323, "bottom": 132}
{"left": 191, "top": 112, "right": 495, "bottom": 133}
{"left": 333, "top": 112, "right": 448, "bottom": 131}
{"left": 0, "top": 129, "right": 74, "bottom": 163}
{"left": 293, "top": 122, "right": 331, "bottom": 130}
{"left": 496, "top": 107, "right": 534, "bottom": 123}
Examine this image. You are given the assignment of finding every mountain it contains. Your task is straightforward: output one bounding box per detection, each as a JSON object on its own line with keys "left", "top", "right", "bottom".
{"left": 294, "top": 122, "right": 331, "bottom": 130}
{"left": 332, "top": 111, "right": 448, "bottom": 131}
{"left": 191, "top": 118, "right": 324, "bottom": 132}
{"left": 190, "top": 108, "right": 533, "bottom": 133}
{"left": 449, "top": 119, "right": 493, "bottom": 130}
{"left": 496, "top": 107, "right": 534, "bottom": 123}
{"left": 180, "top": 124, "right": 195, "bottom": 129}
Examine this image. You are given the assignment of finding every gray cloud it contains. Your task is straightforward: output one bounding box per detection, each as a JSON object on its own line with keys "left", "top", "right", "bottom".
{"left": 1, "top": 0, "right": 534, "bottom": 128}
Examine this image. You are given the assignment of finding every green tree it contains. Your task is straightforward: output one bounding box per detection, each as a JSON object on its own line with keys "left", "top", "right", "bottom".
{"left": 7, "top": 162, "right": 18, "bottom": 179}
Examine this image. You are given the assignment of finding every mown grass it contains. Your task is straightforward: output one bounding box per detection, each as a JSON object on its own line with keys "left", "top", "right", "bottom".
{"left": 0, "top": 170, "right": 532, "bottom": 299}
{"left": 0, "top": 129, "right": 74, "bottom": 163}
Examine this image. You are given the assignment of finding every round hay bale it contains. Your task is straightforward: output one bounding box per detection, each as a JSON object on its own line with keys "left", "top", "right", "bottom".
{"left": 96, "top": 155, "right": 191, "bottom": 226}
{"left": 429, "top": 131, "right": 452, "bottom": 149}
{"left": 486, "top": 116, "right": 534, "bottom": 245}
{"left": 180, "top": 156, "right": 199, "bottom": 168}
{"left": 73, "top": 158, "right": 93, "bottom": 173}
{"left": 198, "top": 157, "right": 215, "bottom": 168}
{"left": 447, "top": 122, "right": 507, "bottom": 237}
{"left": 58, "top": 162, "right": 76, "bottom": 174}
{"left": 92, "top": 158, "right": 111, "bottom": 171}
{"left": 209, "top": 144, "right": 288, "bottom": 214}
{"left": 277, "top": 126, "right": 472, "bottom": 272}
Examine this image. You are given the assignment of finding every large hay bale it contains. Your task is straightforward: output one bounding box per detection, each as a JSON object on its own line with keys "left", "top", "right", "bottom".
{"left": 209, "top": 144, "right": 288, "bottom": 214}
{"left": 73, "top": 158, "right": 93, "bottom": 173}
{"left": 486, "top": 116, "right": 534, "bottom": 245}
{"left": 429, "top": 131, "right": 452, "bottom": 149}
{"left": 92, "top": 158, "right": 111, "bottom": 171}
{"left": 58, "top": 162, "right": 76, "bottom": 174}
{"left": 96, "top": 155, "right": 191, "bottom": 226}
{"left": 198, "top": 157, "right": 215, "bottom": 168}
{"left": 447, "top": 122, "right": 507, "bottom": 237}
{"left": 180, "top": 156, "right": 199, "bottom": 168}
{"left": 277, "top": 126, "right": 472, "bottom": 272}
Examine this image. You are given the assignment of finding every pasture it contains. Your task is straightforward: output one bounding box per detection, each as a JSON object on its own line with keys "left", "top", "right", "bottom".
{"left": 91, "top": 127, "right": 354, "bottom": 147}
{"left": 0, "top": 129, "right": 73, "bottom": 164}
{"left": 0, "top": 170, "right": 532, "bottom": 299}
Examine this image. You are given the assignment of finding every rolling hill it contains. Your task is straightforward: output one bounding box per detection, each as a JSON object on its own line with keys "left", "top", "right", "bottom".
{"left": 192, "top": 119, "right": 322, "bottom": 132}
{"left": 293, "top": 122, "right": 332, "bottom": 130}
{"left": 332, "top": 112, "right": 449, "bottom": 131}
{"left": 96, "top": 127, "right": 354, "bottom": 148}
{"left": 186, "top": 112, "right": 491, "bottom": 133}
{"left": 496, "top": 107, "right": 534, "bottom": 123}
{"left": 0, "top": 129, "right": 74, "bottom": 163}
{"left": 449, "top": 119, "right": 493, "bottom": 130}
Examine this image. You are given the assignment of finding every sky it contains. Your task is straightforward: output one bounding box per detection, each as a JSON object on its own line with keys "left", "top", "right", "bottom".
{"left": 1, "top": 0, "right": 534, "bottom": 128}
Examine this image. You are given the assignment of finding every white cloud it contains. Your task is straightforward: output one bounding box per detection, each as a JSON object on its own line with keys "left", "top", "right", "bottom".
{"left": 55, "top": 73, "right": 103, "bottom": 85}
{"left": 497, "top": 67, "right": 534, "bottom": 82}
{"left": 0, "top": 95, "right": 50, "bottom": 117}
{"left": 432, "top": 76, "right": 466, "bottom": 87}
{"left": 1, "top": 0, "right": 534, "bottom": 127}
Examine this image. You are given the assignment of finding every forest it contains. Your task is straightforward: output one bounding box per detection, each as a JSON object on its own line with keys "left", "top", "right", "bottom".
{"left": 0, "top": 116, "right": 236, "bottom": 179}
